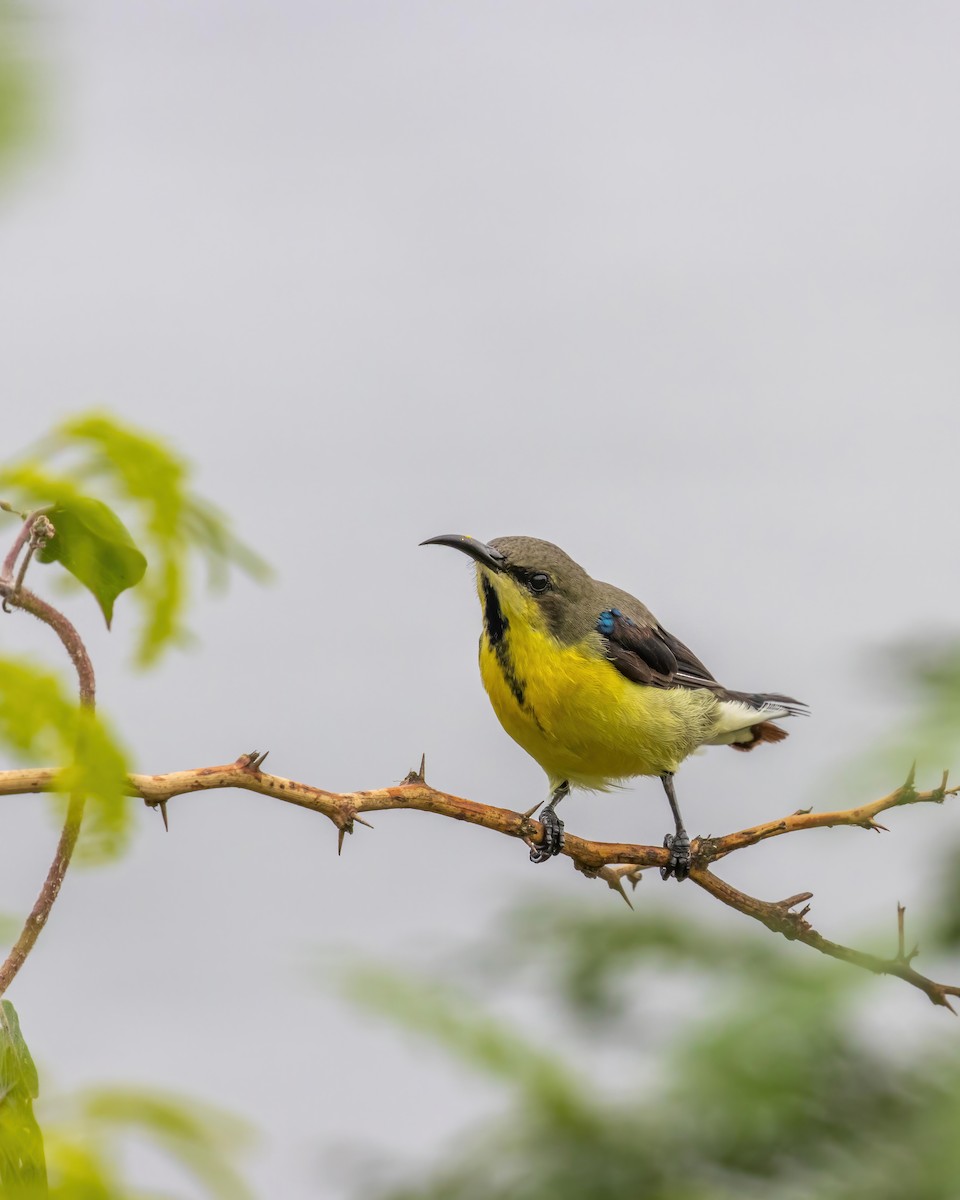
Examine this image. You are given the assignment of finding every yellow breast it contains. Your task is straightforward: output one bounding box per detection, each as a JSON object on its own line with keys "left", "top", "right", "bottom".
{"left": 479, "top": 620, "right": 716, "bottom": 790}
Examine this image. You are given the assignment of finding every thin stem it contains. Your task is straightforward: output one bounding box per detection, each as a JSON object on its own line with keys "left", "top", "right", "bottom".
{"left": 1, "top": 521, "right": 33, "bottom": 582}
{"left": 0, "top": 797, "right": 85, "bottom": 993}
{"left": 0, "top": 508, "right": 49, "bottom": 584}
{"left": 12, "top": 544, "right": 37, "bottom": 595}
{"left": 0, "top": 579, "right": 94, "bottom": 997}
{"left": 2, "top": 584, "right": 96, "bottom": 704}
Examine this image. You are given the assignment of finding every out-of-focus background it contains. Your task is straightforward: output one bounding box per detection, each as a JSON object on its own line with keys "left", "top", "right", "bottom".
{"left": 2, "top": 2, "right": 960, "bottom": 1196}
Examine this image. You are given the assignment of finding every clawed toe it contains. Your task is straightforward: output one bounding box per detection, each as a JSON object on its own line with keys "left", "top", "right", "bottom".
{"left": 660, "top": 830, "right": 691, "bottom": 881}
{"left": 530, "top": 808, "right": 565, "bottom": 864}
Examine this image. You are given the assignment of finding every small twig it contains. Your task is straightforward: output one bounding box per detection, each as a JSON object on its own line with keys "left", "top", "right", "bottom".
{"left": 692, "top": 869, "right": 959, "bottom": 1011}
{"left": 1, "top": 516, "right": 33, "bottom": 584}
{"left": 894, "top": 901, "right": 919, "bottom": 967}
{"left": 17, "top": 515, "right": 54, "bottom": 591}
{"left": 0, "top": 508, "right": 52, "bottom": 589}
{"left": 702, "top": 764, "right": 957, "bottom": 862}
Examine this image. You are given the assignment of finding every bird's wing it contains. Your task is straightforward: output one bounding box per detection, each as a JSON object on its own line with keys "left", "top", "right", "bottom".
{"left": 596, "top": 609, "right": 807, "bottom": 718}
{"left": 656, "top": 626, "right": 718, "bottom": 687}
{"left": 596, "top": 609, "right": 717, "bottom": 690}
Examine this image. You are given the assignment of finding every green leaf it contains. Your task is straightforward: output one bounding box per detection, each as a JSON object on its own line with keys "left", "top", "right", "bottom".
{"left": 77, "top": 1089, "right": 256, "bottom": 1200}
{"left": 35, "top": 498, "right": 147, "bottom": 629}
{"left": 0, "top": 1001, "right": 39, "bottom": 1106}
{"left": 0, "top": 1000, "right": 47, "bottom": 1195}
{"left": 0, "top": 657, "right": 132, "bottom": 864}
{"left": 1, "top": 412, "right": 271, "bottom": 667}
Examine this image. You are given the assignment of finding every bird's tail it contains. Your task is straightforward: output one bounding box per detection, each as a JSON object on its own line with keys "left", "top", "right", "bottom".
{"left": 706, "top": 690, "right": 808, "bottom": 750}
{"left": 729, "top": 720, "right": 789, "bottom": 751}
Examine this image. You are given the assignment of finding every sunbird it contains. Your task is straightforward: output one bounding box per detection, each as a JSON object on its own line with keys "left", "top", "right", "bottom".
{"left": 422, "top": 534, "right": 806, "bottom": 880}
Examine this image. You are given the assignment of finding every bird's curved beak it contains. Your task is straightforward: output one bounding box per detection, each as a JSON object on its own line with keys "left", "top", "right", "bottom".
{"left": 420, "top": 533, "right": 506, "bottom": 572}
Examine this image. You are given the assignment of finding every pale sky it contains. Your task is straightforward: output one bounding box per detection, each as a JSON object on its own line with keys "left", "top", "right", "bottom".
{"left": 2, "top": 3, "right": 960, "bottom": 1196}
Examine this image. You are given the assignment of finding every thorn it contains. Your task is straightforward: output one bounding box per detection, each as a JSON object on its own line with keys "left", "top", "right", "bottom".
{"left": 901, "top": 761, "right": 917, "bottom": 796}
{"left": 337, "top": 827, "right": 346, "bottom": 856}
{"left": 158, "top": 800, "right": 169, "bottom": 832}
{"left": 236, "top": 750, "right": 269, "bottom": 771}
{"left": 353, "top": 814, "right": 374, "bottom": 829}
{"left": 522, "top": 801, "right": 544, "bottom": 819}
{"left": 612, "top": 879, "right": 634, "bottom": 910}
{"left": 792, "top": 805, "right": 813, "bottom": 815}
{"left": 402, "top": 752, "right": 428, "bottom": 784}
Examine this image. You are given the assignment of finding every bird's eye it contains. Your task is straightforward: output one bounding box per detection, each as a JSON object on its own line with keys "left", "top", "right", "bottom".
{"left": 528, "top": 573, "right": 550, "bottom": 594}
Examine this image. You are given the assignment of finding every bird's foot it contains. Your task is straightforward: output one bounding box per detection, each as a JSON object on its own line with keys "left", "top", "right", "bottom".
{"left": 529, "top": 807, "right": 565, "bottom": 864}
{"left": 660, "top": 830, "right": 691, "bottom": 881}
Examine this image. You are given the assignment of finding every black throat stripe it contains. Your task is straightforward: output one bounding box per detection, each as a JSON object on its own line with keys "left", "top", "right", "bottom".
{"left": 481, "top": 578, "right": 525, "bottom": 708}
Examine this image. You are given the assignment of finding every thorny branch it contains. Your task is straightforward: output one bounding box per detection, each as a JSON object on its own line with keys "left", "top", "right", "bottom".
{"left": 0, "top": 753, "right": 957, "bottom": 1009}
{"left": 2, "top": 503, "right": 958, "bottom": 1009}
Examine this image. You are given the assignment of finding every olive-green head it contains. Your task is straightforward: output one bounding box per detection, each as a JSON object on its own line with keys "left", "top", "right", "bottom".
{"left": 420, "top": 533, "right": 602, "bottom": 643}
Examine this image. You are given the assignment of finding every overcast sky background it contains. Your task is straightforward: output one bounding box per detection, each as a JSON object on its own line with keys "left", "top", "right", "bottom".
{"left": 2, "top": 2, "right": 960, "bottom": 1195}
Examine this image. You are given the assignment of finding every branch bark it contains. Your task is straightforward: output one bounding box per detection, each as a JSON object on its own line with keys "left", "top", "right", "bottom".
{"left": 0, "top": 753, "right": 957, "bottom": 1009}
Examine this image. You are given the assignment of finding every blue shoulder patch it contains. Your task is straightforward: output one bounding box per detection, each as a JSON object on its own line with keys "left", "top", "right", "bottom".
{"left": 596, "top": 609, "right": 616, "bottom": 636}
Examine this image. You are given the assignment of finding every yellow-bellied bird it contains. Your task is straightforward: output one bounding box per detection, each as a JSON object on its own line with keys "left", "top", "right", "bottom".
{"left": 422, "top": 534, "right": 806, "bottom": 880}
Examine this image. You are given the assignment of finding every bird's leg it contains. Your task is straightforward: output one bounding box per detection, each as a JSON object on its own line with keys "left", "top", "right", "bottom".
{"left": 528, "top": 780, "right": 569, "bottom": 864}
{"left": 659, "top": 772, "right": 691, "bottom": 881}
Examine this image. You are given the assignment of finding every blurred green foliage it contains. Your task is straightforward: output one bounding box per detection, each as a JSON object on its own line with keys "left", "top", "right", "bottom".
{"left": 1, "top": 412, "right": 270, "bottom": 665}
{"left": 0, "top": 997, "right": 256, "bottom": 1199}
{"left": 0, "top": 1, "right": 33, "bottom": 178}
{"left": 0, "top": 657, "right": 130, "bottom": 863}
{"left": 0, "top": 414, "right": 267, "bottom": 1195}
{"left": 41, "top": 1087, "right": 256, "bottom": 1200}
{"left": 870, "top": 638, "right": 960, "bottom": 785}
{"left": 344, "top": 897, "right": 960, "bottom": 1200}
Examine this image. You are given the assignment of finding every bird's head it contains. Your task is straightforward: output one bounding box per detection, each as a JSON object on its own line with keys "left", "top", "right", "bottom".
{"left": 421, "top": 534, "right": 595, "bottom": 642}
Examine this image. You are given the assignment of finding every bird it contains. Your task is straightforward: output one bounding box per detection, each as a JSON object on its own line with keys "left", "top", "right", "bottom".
{"left": 421, "top": 533, "right": 806, "bottom": 880}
